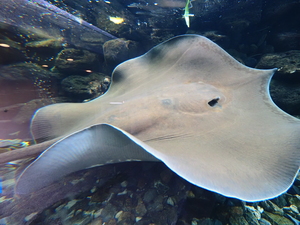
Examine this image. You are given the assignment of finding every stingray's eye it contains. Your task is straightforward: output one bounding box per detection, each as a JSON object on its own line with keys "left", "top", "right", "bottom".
{"left": 208, "top": 97, "right": 220, "bottom": 107}
{"left": 161, "top": 99, "right": 172, "bottom": 105}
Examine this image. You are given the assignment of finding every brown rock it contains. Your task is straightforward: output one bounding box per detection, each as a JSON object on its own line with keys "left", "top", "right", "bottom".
{"left": 263, "top": 211, "right": 294, "bottom": 225}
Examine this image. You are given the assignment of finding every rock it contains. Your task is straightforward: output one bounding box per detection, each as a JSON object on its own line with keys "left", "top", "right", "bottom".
{"left": 103, "top": 38, "right": 142, "bottom": 71}
{"left": 24, "top": 212, "right": 38, "bottom": 222}
{"left": 53, "top": 48, "right": 101, "bottom": 75}
{"left": 92, "top": 0, "right": 148, "bottom": 41}
{"left": 256, "top": 51, "right": 300, "bottom": 116}
{"left": 90, "top": 217, "right": 103, "bottom": 225}
{"left": 0, "top": 62, "right": 61, "bottom": 81}
{"left": 115, "top": 210, "right": 134, "bottom": 224}
{"left": 230, "top": 206, "right": 244, "bottom": 217}
{"left": 256, "top": 50, "right": 300, "bottom": 76}
{"left": 160, "top": 168, "right": 174, "bottom": 184}
{"left": 61, "top": 73, "right": 109, "bottom": 101}
{"left": 263, "top": 211, "right": 294, "bottom": 225}
{"left": 259, "top": 218, "right": 272, "bottom": 225}
{"left": 135, "top": 198, "right": 147, "bottom": 217}
{"left": 144, "top": 13, "right": 186, "bottom": 47}
{"left": 283, "top": 205, "right": 299, "bottom": 218}
{"left": 271, "top": 195, "right": 288, "bottom": 208}
{"left": 143, "top": 189, "right": 157, "bottom": 204}
{"left": 287, "top": 195, "right": 300, "bottom": 209}
{"left": 260, "top": 201, "right": 284, "bottom": 215}
{"left": 269, "top": 79, "right": 300, "bottom": 116}
{"left": 105, "top": 218, "right": 117, "bottom": 225}
{"left": 0, "top": 38, "right": 25, "bottom": 65}
{"left": 148, "top": 195, "right": 164, "bottom": 212}
{"left": 25, "top": 162, "right": 189, "bottom": 225}
{"left": 166, "top": 196, "right": 176, "bottom": 206}
{"left": 289, "top": 184, "right": 300, "bottom": 195}
{"left": 229, "top": 215, "right": 249, "bottom": 225}
{"left": 191, "top": 218, "right": 222, "bottom": 225}
{"left": 228, "top": 205, "right": 259, "bottom": 225}
{"left": 154, "top": 180, "right": 169, "bottom": 194}
{"left": 100, "top": 203, "right": 118, "bottom": 221}
{"left": 244, "top": 205, "right": 261, "bottom": 224}
{"left": 25, "top": 38, "right": 64, "bottom": 50}
{"left": 199, "top": 31, "right": 227, "bottom": 42}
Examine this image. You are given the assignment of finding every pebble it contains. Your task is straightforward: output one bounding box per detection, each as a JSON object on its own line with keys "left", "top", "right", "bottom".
{"left": 120, "top": 181, "right": 128, "bottom": 188}
{"left": 135, "top": 198, "right": 147, "bottom": 216}
{"left": 4, "top": 162, "right": 300, "bottom": 225}
{"left": 245, "top": 205, "right": 261, "bottom": 220}
{"left": 259, "top": 218, "right": 272, "bottom": 225}
{"left": 65, "top": 199, "right": 78, "bottom": 209}
{"left": 167, "top": 196, "right": 176, "bottom": 206}
{"left": 93, "top": 209, "right": 102, "bottom": 218}
{"left": 290, "top": 204, "right": 299, "bottom": 214}
{"left": 263, "top": 211, "right": 294, "bottom": 225}
{"left": 260, "top": 200, "right": 284, "bottom": 215}
{"left": 24, "top": 212, "right": 38, "bottom": 222}
{"left": 135, "top": 216, "right": 142, "bottom": 222}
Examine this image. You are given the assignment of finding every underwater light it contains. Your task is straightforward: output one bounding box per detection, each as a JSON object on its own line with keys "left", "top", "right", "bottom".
{"left": 109, "top": 16, "right": 125, "bottom": 24}
{"left": 0, "top": 43, "right": 10, "bottom": 48}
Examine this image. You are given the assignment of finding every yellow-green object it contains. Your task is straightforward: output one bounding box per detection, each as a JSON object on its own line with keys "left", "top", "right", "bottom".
{"left": 183, "top": 0, "right": 194, "bottom": 27}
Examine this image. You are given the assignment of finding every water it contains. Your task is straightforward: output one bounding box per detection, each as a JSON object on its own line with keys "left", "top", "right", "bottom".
{"left": 0, "top": 0, "right": 300, "bottom": 224}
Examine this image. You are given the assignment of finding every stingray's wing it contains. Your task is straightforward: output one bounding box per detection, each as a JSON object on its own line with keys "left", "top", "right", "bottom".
{"left": 15, "top": 124, "right": 158, "bottom": 195}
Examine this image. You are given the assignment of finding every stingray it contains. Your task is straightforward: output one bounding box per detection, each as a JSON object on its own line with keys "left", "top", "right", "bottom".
{"left": 4, "top": 34, "right": 300, "bottom": 202}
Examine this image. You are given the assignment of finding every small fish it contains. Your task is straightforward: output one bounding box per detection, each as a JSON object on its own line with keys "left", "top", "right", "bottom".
{"left": 127, "top": 2, "right": 153, "bottom": 10}
{"left": 183, "top": 0, "right": 194, "bottom": 27}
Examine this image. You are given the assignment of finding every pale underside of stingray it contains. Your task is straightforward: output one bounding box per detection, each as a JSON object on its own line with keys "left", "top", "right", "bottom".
{"left": 6, "top": 35, "right": 300, "bottom": 202}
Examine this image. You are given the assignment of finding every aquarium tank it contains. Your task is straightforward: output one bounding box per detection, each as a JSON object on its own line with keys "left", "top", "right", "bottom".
{"left": 0, "top": 0, "right": 300, "bottom": 224}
